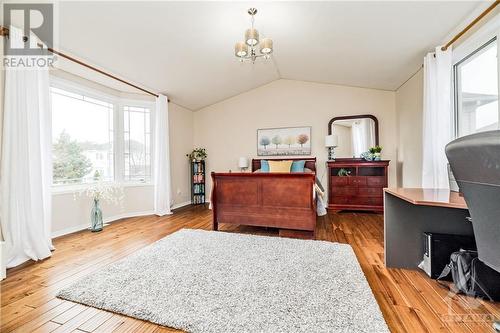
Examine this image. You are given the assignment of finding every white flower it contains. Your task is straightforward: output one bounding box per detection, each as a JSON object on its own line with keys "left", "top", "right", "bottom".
{"left": 74, "top": 182, "right": 124, "bottom": 206}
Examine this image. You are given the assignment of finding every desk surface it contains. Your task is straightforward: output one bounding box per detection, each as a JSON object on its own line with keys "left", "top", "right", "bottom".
{"left": 384, "top": 188, "right": 468, "bottom": 210}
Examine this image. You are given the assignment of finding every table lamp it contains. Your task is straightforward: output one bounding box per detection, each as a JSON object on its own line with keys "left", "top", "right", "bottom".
{"left": 238, "top": 157, "right": 249, "bottom": 172}
{"left": 325, "top": 134, "right": 338, "bottom": 160}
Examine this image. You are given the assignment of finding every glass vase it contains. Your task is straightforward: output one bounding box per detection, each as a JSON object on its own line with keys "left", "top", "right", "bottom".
{"left": 90, "top": 198, "right": 103, "bottom": 232}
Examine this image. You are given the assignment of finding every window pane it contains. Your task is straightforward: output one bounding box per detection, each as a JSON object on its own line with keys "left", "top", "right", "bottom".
{"left": 51, "top": 88, "right": 114, "bottom": 185}
{"left": 455, "top": 39, "right": 498, "bottom": 137}
{"left": 123, "top": 106, "right": 151, "bottom": 182}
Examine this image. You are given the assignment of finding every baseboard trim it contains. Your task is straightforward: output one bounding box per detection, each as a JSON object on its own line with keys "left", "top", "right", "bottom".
{"left": 51, "top": 202, "right": 194, "bottom": 239}
{"left": 171, "top": 201, "right": 192, "bottom": 210}
{"left": 51, "top": 210, "right": 155, "bottom": 239}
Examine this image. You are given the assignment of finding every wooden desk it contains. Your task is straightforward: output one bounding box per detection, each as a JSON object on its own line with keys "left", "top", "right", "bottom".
{"left": 384, "top": 188, "right": 473, "bottom": 269}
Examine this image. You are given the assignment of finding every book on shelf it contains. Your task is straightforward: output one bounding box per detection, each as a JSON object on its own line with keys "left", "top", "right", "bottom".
{"left": 193, "top": 161, "right": 204, "bottom": 173}
{"left": 193, "top": 174, "right": 204, "bottom": 183}
{"left": 193, "top": 184, "right": 205, "bottom": 194}
{"left": 193, "top": 195, "right": 205, "bottom": 204}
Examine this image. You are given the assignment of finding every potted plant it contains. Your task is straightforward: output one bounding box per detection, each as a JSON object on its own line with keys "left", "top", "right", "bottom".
{"left": 187, "top": 148, "right": 207, "bottom": 162}
{"left": 373, "top": 145, "right": 383, "bottom": 161}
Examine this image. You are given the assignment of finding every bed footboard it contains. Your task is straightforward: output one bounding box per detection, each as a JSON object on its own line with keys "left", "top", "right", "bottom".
{"left": 211, "top": 172, "right": 317, "bottom": 238}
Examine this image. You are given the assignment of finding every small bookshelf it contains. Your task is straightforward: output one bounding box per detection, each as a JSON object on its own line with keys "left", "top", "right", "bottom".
{"left": 191, "top": 160, "right": 205, "bottom": 205}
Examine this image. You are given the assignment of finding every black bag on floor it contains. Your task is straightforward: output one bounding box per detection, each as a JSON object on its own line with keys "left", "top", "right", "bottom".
{"left": 438, "top": 249, "right": 500, "bottom": 301}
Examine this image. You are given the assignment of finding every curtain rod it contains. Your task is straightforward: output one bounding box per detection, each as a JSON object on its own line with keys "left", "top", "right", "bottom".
{"left": 441, "top": 0, "right": 499, "bottom": 51}
{"left": 0, "top": 26, "right": 168, "bottom": 101}
{"left": 41, "top": 44, "right": 163, "bottom": 99}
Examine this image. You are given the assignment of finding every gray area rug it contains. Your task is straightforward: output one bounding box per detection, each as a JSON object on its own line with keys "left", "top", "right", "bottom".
{"left": 57, "top": 229, "right": 389, "bottom": 332}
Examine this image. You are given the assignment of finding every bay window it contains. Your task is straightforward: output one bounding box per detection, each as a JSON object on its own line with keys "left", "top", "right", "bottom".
{"left": 50, "top": 79, "right": 154, "bottom": 187}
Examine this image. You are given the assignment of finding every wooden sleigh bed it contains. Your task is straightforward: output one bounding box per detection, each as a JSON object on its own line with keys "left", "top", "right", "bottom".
{"left": 211, "top": 158, "right": 317, "bottom": 239}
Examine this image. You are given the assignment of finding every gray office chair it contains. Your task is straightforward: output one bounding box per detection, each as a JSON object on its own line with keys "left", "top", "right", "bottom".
{"left": 445, "top": 130, "right": 500, "bottom": 332}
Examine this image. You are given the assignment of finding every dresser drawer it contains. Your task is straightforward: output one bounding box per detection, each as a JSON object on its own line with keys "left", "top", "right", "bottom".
{"left": 348, "top": 177, "right": 367, "bottom": 186}
{"left": 330, "top": 197, "right": 351, "bottom": 204}
{"left": 367, "top": 176, "right": 386, "bottom": 187}
{"left": 331, "top": 176, "right": 349, "bottom": 186}
{"left": 331, "top": 187, "right": 357, "bottom": 197}
{"left": 358, "top": 187, "right": 383, "bottom": 197}
{"left": 355, "top": 197, "right": 383, "bottom": 206}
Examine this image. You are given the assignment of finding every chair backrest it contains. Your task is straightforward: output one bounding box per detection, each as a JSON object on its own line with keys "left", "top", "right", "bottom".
{"left": 445, "top": 130, "right": 500, "bottom": 272}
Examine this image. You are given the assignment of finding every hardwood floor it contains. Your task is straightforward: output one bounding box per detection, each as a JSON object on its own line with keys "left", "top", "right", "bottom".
{"left": 1, "top": 205, "right": 499, "bottom": 332}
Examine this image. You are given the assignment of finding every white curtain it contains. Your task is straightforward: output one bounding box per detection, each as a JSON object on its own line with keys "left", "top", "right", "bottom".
{"left": 422, "top": 46, "right": 453, "bottom": 189}
{"left": 153, "top": 94, "right": 172, "bottom": 216}
{"left": 0, "top": 27, "right": 54, "bottom": 268}
{"left": 351, "top": 119, "right": 376, "bottom": 157}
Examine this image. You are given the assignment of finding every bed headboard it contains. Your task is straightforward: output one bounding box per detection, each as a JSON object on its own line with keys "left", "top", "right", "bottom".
{"left": 251, "top": 157, "right": 317, "bottom": 172}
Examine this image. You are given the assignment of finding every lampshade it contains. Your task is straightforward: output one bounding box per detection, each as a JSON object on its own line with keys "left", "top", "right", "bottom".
{"left": 259, "top": 38, "right": 273, "bottom": 54}
{"left": 234, "top": 42, "right": 248, "bottom": 57}
{"left": 245, "top": 28, "right": 259, "bottom": 46}
{"left": 238, "top": 157, "right": 249, "bottom": 168}
{"left": 325, "top": 134, "right": 338, "bottom": 148}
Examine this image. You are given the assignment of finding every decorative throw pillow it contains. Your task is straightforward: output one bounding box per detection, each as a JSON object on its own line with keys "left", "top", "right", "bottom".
{"left": 291, "top": 160, "right": 306, "bottom": 172}
{"left": 260, "top": 160, "right": 270, "bottom": 172}
{"left": 268, "top": 160, "right": 293, "bottom": 172}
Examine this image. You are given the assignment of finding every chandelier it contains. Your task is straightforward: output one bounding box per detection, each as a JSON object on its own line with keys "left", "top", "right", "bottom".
{"left": 234, "top": 8, "right": 273, "bottom": 63}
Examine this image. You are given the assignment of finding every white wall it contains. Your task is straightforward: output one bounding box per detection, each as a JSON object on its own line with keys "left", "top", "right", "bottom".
{"left": 169, "top": 102, "right": 194, "bottom": 205}
{"left": 52, "top": 185, "right": 154, "bottom": 237}
{"left": 193, "top": 79, "right": 397, "bottom": 196}
{"left": 395, "top": 69, "right": 423, "bottom": 187}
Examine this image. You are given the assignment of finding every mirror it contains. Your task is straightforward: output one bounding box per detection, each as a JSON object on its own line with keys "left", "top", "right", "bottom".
{"left": 328, "top": 115, "right": 379, "bottom": 158}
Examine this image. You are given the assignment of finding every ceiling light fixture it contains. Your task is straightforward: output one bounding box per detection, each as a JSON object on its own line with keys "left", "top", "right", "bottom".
{"left": 234, "top": 8, "right": 273, "bottom": 63}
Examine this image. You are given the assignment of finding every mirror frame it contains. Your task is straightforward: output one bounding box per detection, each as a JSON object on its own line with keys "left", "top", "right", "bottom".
{"left": 328, "top": 114, "right": 379, "bottom": 146}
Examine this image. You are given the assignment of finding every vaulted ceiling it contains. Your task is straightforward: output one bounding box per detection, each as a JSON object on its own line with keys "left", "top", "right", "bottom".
{"left": 54, "top": 1, "right": 484, "bottom": 110}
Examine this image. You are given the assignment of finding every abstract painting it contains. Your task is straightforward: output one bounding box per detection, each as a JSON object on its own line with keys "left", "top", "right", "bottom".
{"left": 257, "top": 126, "right": 311, "bottom": 156}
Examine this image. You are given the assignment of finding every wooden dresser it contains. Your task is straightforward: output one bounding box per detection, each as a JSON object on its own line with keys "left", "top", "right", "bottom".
{"left": 327, "top": 159, "right": 390, "bottom": 213}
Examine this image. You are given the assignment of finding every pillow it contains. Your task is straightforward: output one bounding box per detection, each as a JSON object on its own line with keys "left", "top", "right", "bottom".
{"left": 304, "top": 167, "right": 314, "bottom": 173}
{"left": 260, "top": 160, "right": 270, "bottom": 172}
{"left": 291, "top": 160, "right": 306, "bottom": 172}
{"left": 268, "top": 160, "right": 293, "bottom": 172}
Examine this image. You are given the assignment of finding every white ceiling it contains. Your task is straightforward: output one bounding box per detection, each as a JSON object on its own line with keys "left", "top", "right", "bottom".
{"left": 54, "top": 1, "right": 484, "bottom": 110}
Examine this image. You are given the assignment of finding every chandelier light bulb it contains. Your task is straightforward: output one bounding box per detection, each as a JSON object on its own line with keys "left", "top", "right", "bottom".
{"left": 245, "top": 28, "right": 259, "bottom": 46}
{"left": 234, "top": 42, "right": 248, "bottom": 57}
{"left": 259, "top": 38, "right": 273, "bottom": 55}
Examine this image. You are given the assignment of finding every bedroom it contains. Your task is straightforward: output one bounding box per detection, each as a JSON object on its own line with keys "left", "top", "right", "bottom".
{"left": 1, "top": 1, "right": 500, "bottom": 332}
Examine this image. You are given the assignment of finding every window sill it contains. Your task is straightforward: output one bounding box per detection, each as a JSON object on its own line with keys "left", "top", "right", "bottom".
{"left": 51, "top": 182, "right": 153, "bottom": 195}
